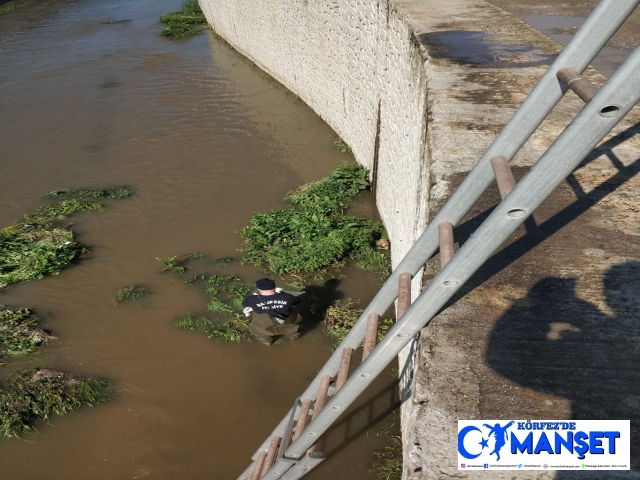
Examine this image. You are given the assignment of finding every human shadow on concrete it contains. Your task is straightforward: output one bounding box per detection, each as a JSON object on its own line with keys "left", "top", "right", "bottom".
{"left": 486, "top": 262, "right": 640, "bottom": 476}
{"left": 448, "top": 121, "right": 640, "bottom": 302}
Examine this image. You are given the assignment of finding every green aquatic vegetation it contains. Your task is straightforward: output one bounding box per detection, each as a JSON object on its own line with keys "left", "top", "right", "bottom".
{"left": 159, "top": 0, "right": 206, "bottom": 38}
{"left": 0, "top": 0, "right": 31, "bottom": 15}
{"left": 0, "top": 307, "right": 53, "bottom": 358}
{"left": 0, "top": 190, "right": 131, "bottom": 289}
{"left": 176, "top": 313, "right": 216, "bottom": 332}
{"left": 157, "top": 256, "right": 188, "bottom": 274}
{"left": 100, "top": 19, "right": 132, "bottom": 25}
{"left": 46, "top": 187, "right": 131, "bottom": 200}
{"left": 215, "top": 256, "right": 238, "bottom": 266}
{"left": 160, "top": 22, "right": 201, "bottom": 37}
{"left": 239, "top": 163, "right": 389, "bottom": 277}
{"left": 370, "top": 435, "right": 403, "bottom": 480}
{"left": 200, "top": 274, "right": 255, "bottom": 305}
{"left": 157, "top": 256, "right": 187, "bottom": 274}
{"left": 333, "top": 137, "right": 352, "bottom": 154}
{"left": 182, "top": 274, "right": 255, "bottom": 341}
{"left": 175, "top": 312, "right": 251, "bottom": 343}
{"left": 323, "top": 299, "right": 363, "bottom": 343}
{"left": 0, "top": 369, "right": 108, "bottom": 438}
{"left": 323, "top": 298, "right": 394, "bottom": 345}
{"left": 113, "top": 286, "right": 150, "bottom": 305}
{"left": 183, "top": 252, "right": 206, "bottom": 261}
{"left": 157, "top": 252, "right": 206, "bottom": 274}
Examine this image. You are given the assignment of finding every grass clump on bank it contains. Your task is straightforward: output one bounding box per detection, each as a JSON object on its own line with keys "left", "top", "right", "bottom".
{"left": 333, "top": 137, "right": 352, "bottom": 154}
{"left": 0, "top": 369, "right": 108, "bottom": 438}
{"left": 370, "top": 435, "right": 403, "bottom": 480}
{"left": 0, "top": 188, "right": 132, "bottom": 290}
{"left": 114, "top": 286, "right": 150, "bottom": 305}
{"left": 239, "top": 163, "right": 389, "bottom": 279}
{"left": 159, "top": 0, "right": 206, "bottom": 38}
{"left": 176, "top": 274, "right": 254, "bottom": 342}
{"left": 0, "top": 307, "right": 53, "bottom": 359}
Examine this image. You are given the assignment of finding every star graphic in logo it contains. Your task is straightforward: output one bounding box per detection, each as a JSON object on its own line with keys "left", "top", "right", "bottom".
{"left": 479, "top": 437, "right": 489, "bottom": 449}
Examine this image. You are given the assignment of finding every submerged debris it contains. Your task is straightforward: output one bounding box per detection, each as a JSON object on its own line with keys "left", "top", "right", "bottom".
{"left": 159, "top": 0, "right": 207, "bottom": 38}
{"left": 0, "top": 369, "right": 108, "bottom": 438}
{"left": 0, "top": 307, "right": 53, "bottom": 359}
{"left": 113, "top": 285, "right": 151, "bottom": 305}
{"left": 0, "top": 187, "right": 132, "bottom": 289}
{"left": 239, "top": 163, "right": 390, "bottom": 278}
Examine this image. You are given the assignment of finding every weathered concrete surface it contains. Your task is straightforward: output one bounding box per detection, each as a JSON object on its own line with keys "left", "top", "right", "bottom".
{"left": 486, "top": 0, "right": 640, "bottom": 78}
{"left": 198, "top": 0, "right": 640, "bottom": 478}
{"left": 397, "top": 2, "right": 640, "bottom": 478}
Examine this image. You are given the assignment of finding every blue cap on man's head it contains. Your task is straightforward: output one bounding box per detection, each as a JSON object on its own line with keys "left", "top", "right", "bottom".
{"left": 256, "top": 278, "right": 276, "bottom": 290}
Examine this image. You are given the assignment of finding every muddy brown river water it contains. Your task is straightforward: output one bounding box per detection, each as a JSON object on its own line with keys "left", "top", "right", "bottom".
{"left": 0, "top": 1, "right": 396, "bottom": 479}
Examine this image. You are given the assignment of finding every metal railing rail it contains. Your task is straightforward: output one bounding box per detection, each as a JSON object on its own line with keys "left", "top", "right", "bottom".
{"left": 237, "top": 1, "right": 640, "bottom": 478}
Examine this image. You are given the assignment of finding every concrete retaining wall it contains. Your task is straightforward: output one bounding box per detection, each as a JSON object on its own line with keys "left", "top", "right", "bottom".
{"left": 199, "top": 1, "right": 431, "bottom": 267}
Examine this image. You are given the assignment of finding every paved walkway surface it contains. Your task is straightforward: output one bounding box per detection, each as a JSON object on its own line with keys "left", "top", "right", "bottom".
{"left": 394, "top": 1, "right": 640, "bottom": 478}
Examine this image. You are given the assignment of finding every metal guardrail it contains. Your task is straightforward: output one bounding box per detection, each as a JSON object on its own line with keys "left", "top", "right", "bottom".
{"left": 237, "top": 0, "right": 640, "bottom": 478}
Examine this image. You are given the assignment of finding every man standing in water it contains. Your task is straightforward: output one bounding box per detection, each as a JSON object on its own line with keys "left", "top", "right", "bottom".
{"left": 242, "top": 278, "right": 302, "bottom": 345}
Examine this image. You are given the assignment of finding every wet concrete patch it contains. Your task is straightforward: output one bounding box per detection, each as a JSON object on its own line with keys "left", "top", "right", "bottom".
{"left": 419, "top": 30, "right": 556, "bottom": 67}
{"left": 448, "top": 70, "right": 537, "bottom": 106}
